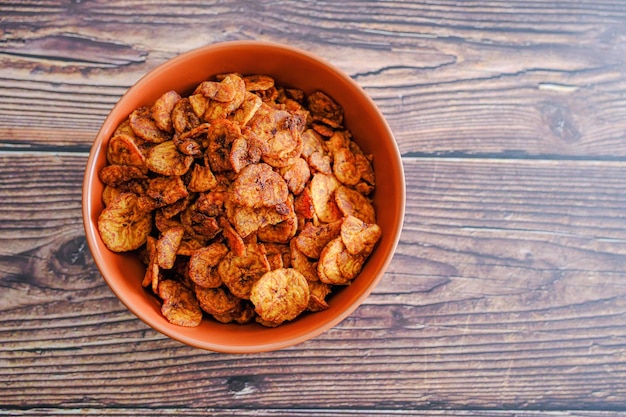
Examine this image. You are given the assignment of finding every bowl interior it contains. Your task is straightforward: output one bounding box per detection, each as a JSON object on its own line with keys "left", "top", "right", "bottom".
{"left": 83, "top": 41, "right": 405, "bottom": 353}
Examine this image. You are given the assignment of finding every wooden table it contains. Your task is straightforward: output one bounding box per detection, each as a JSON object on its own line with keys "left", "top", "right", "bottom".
{"left": 2, "top": 1, "right": 626, "bottom": 416}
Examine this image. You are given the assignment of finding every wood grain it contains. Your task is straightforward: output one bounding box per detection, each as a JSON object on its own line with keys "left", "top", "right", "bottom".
{"left": 1, "top": 1, "right": 626, "bottom": 156}
{"left": 2, "top": 0, "right": 626, "bottom": 414}
{"left": 2, "top": 154, "right": 626, "bottom": 412}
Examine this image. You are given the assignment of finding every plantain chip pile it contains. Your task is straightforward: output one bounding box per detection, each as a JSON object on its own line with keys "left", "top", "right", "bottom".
{"left": 97, "top": 74, "right": 382, "bottom": 327}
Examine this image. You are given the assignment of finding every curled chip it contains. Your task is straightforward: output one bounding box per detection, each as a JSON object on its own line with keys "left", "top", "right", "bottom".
{"left": 250, "top": 268, "right": 310, "bottom": 326}
{"left": 97, "top": 72, "right": 381, "bottom": 328}
{"left": 98, "top": 193, "right": 152, "bottom": 252}
{"left": 218, "top": 243, "right": 271, "bottom": 299}
{"left": 158, "top": 280, "right": 203, "bottom": 327}
{"left": 230, "top": 163, "right": 289, "bottom": 208}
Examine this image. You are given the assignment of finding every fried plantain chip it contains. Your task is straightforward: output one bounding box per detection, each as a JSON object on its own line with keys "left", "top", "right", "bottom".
{"left": 307, "top": 91, "right": 343, "bottom": 127}
{"left": 289, "top": 239, "right": 319, "bottom": 282}
{"left": 340, "top": 215, "right": 382, "bottom": 256}
{"left": 243, "top": 74, "right": 275, "bottom": 91}
{"left": 106, "top": 125, "right": 147, "bottom": 167}
{"left": 230, "top": 163, "right": 289, "bottom": 208}
{"left": 307, "top": 280, "right": 332, "bottom": 312}
{"left": 335, "top": 185, "right": 376, "bottom": 224}
{"left": 226, "top": 200, "right": 291, "bottom": 238}
{"left": 218, "top": 243, "right": 271, "bottom": 299}
{"left": 250, "top": 268, "right": 310, "bottom": 326}
{"left": 188, "top": 242, "right": 230, "bottom": 288}
{"left": 206, "top": 118, "right": 241, "bottom": 172}
{"left": 294, "top": 219, "right": 342, "bottom": 259}
{"left": 229, "top": 129, "right": 266, "bottom": 173}
{"left": 99, "top": 164, "right": 148, "bottom": 187}
{"left": 195, "top": 286, "right": 241, "bottom": 316}
{"left": 129, "top": 106, "right": 170, "bottom": 144}
{"left": 156, "top": 225, "right": 185, "bottom": 270}
{"left": 203, "top": 74, "right": 246, "bottom": 120}
{"left": 333, "top": 147, "right": 360, "bottom": 186}
{"left": 280, "top": 157, "right": 310, "bottom": 195}
{"left": 98, "top": 193, "right": 152, "bottom": 252}
{"left": 231, "top": 91, "right": 262, "bottom": 127}
{"left": 146, "top": 140, "right": 194, "bottom": 176}
{"left": 158, "top": 280, "right": 203, "bottom": 327}
{"left": 146, "top": 175, "right": 188, "bottom": 207}
{"left": 152, "top": 90, "right": 181, "bottom": 133}
{"left": 219, "top": 216, "right": 246, "bottom": 257}
{"left": 188, "top": 161, "right": 218, "bottom": 193}
{"left": 180, "top": 202, "right": 221, "bottom": 242}
{"left": 309, "top": 173, "right": 343, "bottom": 223}
{"left": 172, "top": 97, "right": 201, "bottom": 134}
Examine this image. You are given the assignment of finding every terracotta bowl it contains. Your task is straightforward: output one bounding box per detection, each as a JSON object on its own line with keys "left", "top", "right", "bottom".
{"left": 82, "top": 41, "right": 405, "bottom": 353}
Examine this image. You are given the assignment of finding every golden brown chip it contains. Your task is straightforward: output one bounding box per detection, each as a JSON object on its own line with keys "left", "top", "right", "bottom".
{"left": 174, "top": 122, "right": 210, "bottom": 156}
{"left": 294, "top": 219, "right": 342, "bottom": 259}
{"left": 230, "top": 163, "right": 289, "bottom": 208}
{"left": 203, "top": 74, "right": 246, "bottom": 120}
{"left": 194, "top": 80, "right": 236, "bottom": 102}
{"left": 317, "top": 237, "right": 349, "bottom": 285}
{"left": 311, "top": 122, "right": 335, "bottom": 138}
{"left": 231, "top": 91, "right": 263, "bottom": 127}
{"left": 176, "top": 237, "right": 205, "bottom": 256}
{"left": 188, "top": 242, "right": 229, "bottom": 288}
{"left": 333, "top": 147, "right": 360, "bottom": 186}
{"left": 181, "top": 203, "right": 221, "bottom": 242}
{"left": 307, "top": 91, "right": 343, "bottom": 126}
{"left": 157, "top": 226, "right": 185, "bottom": 270}
{"left": 289, "top": 239, "right": 319, "bottom": 282}
{"left": 293, "top": 186, "right": 316, "bottom": 220}
{"left": 212, "top": 300, "right": 256, "bottom": 324}
{"left": 97, "top": 193, "right": 152, "bottom": 252}
{"left": 146, "top": 176, "right": 188, "bottom": 207}
{"left": 196, "top": 190, "right": 226, "bottom": 217}
{"left": 250, "top": 268, "right": 310, "bottom": 326}
{"left": 129, "top": 106, "right": 170, "bottom": 143}
{"left": 340, "top": 215, "right": 382, "bottom": 256}
{"left": 226, "top": 201, "right": 291, "bottom": 238}
{"left": 158, "top": 280, "right": 203, "bottom": 327}
{"left": 218, "top": 243, "right": 271, "bottom": 299}
{"left": 152, "top": 90, "right": 181, "bottom": 133}
{"left": 172, "top": 97, "right": 201, "bottom": 134}
{"left": 257, "top": 196, "right": 298, "bottom": 244}
{"left": 243, "top": 74, "right": 275, "bottom": 91}
{"left": 309, "top": 173, "right": 343, "bottom": 223}
{"left": 146, "top": 140, "right": 194, "bottom": 176}
{"left": 154, "top": 210, "right": 184, "bottom": 234}
{"left": 350, "top": 141, "right": 375, "bottom": 186}
{"left": 106, "top": 128, "right": 147, "bottom": 167}
{"left": 159, "top": 193, "right": 190, "bottom": 220}
{"left": 263, "top": 243, "right": 291, "bottom": 270}
{"left": 229, "top": 129, "right": 266, "bottom": 173}
{"left": 280, "top": 157, "right": 310, "bottom": 195}
{"left": 301, "top": 129, "right": 325, "bottom": 159}
{"left": 195, "top": 286, "right": 241, "bottom": 316}
{"left": 188, "top": 162, "right": 218, "bottom": 193}
{"left": 335, "top": 185, "right": 376, "bottom": 225}
{"left": 141, "top": 236, "right": 159, "bottom": 288}
{"left": 99, "top": 164, "right": 148, "bottom": 187}
{"left": 206, "top": 118, "right": 241, "bottom": 172}
{"left": 337, "top": 250, "right": 367, "bottom": 281}
{"left": 308, "top": 280, "right": 332, "bottom": 312}
{"left": 219, "top": 217, "right": 246, "bottom": 257}
{"left": 189, "top": 93, "right": 209, "bottom": 118}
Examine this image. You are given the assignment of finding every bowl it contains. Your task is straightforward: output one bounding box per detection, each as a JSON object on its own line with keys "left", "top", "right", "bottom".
{"left": 82, "top": 41, "right": 405, "bottom": 353}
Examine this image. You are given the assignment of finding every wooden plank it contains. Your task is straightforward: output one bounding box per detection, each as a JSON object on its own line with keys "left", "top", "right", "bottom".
{"left": 1, "top": 409, "right": 625, "bottom": 417}
{"left": 2, "top": 153, "right": 626, "bottom": 410}
{"left": 1, "top": 1, "right": 626, "bottom": 157}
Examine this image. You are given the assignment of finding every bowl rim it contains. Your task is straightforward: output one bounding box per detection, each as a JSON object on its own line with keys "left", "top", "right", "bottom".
{"left": 82, "top": 40, "right": 406, "bottom": 353}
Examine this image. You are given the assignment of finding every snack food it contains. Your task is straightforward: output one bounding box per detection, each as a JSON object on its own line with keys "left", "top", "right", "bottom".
{"left": 97, "top": 73, "right": 381, "bottom": 327}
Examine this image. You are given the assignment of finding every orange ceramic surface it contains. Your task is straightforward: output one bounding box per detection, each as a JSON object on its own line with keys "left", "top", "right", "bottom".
{"left": 82, "top": 41, "right": 405, "bottom": 353}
